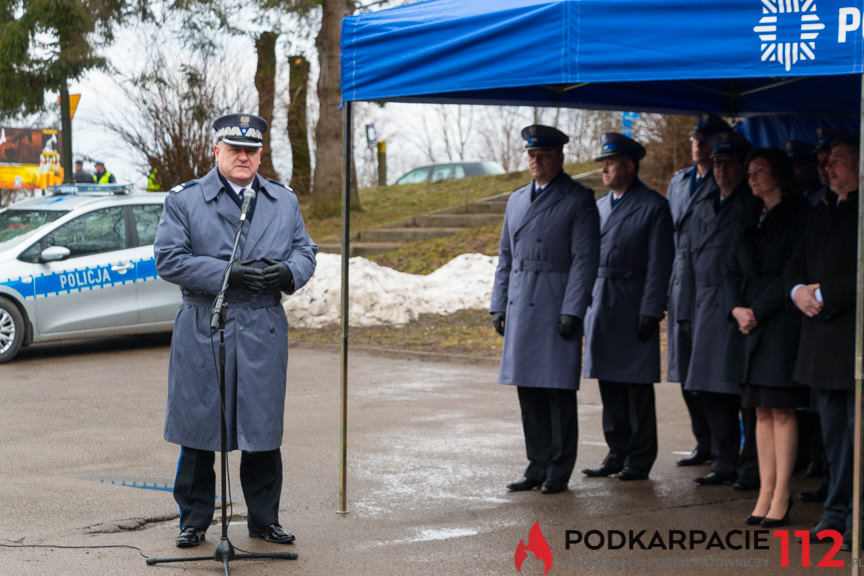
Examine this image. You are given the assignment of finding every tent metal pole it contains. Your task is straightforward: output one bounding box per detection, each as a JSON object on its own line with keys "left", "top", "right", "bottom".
{"left": 852, "top": 75, "right": 864, "bottom": 574}
{"left": 338, "top": 102, "right": 352, "bottom": 515}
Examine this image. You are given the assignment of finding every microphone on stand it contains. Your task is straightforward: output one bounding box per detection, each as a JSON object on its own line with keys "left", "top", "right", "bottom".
{"left": 211, "top": 186, "right": 256, "bottom": 329}
{"left": 239, "top": 187, "right": 256, "bottom": 222}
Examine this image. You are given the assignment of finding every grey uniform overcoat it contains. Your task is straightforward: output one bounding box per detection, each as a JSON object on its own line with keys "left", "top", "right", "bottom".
{"left": 683, "top": 185, "right": 749, "bottom": 394}
{"left": 490, "top": 172, "right": 600, "bottom": 390}
{"left": 583, "top": 181, "right": 674, "bottom": 384}
{"left": 154, "top": 168, "right": 317, "bottom": 452}
{"left": 665, "top": 166, "right": 718, "bottom": 382}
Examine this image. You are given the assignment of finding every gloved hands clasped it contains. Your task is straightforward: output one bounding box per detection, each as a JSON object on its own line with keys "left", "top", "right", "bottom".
{"left": 229, "top": 259, "right": 294, "bottom": 293}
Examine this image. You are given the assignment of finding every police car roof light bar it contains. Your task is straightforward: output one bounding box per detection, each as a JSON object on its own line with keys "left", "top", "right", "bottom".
{"left": 47, "top": 183, "right": 133, "bottom": 196}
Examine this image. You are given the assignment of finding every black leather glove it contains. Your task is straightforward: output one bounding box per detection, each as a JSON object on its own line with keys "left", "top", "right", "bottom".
{"left": 492, "top": 312, "right": 505, "bottom": 336}
{"left": 678, "top": 319, "right": 692, "bottom": 346}
{"left": 229, "top": 260, "right": 266, "bottom": 292}
{"left": 558, "top": 314, "right": 581, "bottom": 340}
{"left": 261, "top": 261, "right": 294, "bottom": 292}
{"left": 637, "top": 314, "right": 659, "bottom": 342}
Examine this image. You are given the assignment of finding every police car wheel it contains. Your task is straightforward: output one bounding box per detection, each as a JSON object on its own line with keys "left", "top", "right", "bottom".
{"left": 0, "top": 296, "right": 25, "bottom": 364}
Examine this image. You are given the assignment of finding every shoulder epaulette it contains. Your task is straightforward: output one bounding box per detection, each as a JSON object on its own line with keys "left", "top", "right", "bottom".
{"left": 266, "top": 178, "right": 292, "bottom": 192}
{"left": 169, "top": 181, "right": 196, "bottom": 194}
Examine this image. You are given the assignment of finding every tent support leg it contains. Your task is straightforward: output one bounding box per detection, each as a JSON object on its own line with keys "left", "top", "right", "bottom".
{"left": 852, "top": 75, "right": 864, "bottom": 574}
{"left": 338, "top": 102, "right": 352, "bottom": 516}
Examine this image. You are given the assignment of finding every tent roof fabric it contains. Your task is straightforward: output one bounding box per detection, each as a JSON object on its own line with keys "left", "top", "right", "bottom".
{"left": 341, "top": 0, "right": 864, "bottom": 115}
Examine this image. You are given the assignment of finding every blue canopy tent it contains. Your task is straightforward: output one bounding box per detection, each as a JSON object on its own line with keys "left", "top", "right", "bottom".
{"left": 338, "top": 0, "right": 864, "bottom": 556}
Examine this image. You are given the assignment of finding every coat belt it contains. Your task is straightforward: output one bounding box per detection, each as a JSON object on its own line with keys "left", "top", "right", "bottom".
{"left": 597, "top": 266, "right": 644, "bottom": 280}
{"left": 182, "top": 292, "right": 281, "bottom": 308}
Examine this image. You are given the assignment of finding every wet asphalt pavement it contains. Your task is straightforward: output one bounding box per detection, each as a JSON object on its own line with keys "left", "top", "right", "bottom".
{"left": 0, "top": 338, "right": 848, "bottom": 575}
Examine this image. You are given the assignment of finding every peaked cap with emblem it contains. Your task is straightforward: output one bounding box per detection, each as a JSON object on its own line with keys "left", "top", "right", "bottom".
{"left": 691, "top": 113, "right": 732, "bottom": 137}
{"left": 522, "top": 124, "right": 569, "bottom": 150}
{"left": 213, "top": 113, "right": 268, "bottom": 148}
{"left": 594, "top": 132, "right": 646, "bottom": 162}
{"left": 712, "top": 131, "right": 752, "bottom": 159}
{"left": 783, "top": 139, "right": 816, "bottom": 161}
{"left": 816, "top": 126, "right": 849, "bottom": 153}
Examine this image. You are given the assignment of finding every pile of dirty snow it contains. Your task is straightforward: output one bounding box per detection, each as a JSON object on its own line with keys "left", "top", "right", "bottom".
{"left": 282, "top": 253, "right": 498, "bottom": 328}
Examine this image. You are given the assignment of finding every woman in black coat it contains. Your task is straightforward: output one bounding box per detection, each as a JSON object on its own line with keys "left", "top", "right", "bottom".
{"left": 724, "top": 148, "right": 807, "bottom": 528}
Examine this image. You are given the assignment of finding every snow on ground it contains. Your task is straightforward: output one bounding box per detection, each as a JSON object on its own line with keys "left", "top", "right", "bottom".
{"left": 282, "top": 253, "right": 498, "bottom": 328}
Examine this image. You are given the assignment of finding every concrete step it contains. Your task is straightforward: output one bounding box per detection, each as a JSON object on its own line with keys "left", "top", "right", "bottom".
{"left": 413, "top": 213, "right": 503, "bottom": 228}
{"left": 317, "top": 241, "right": 404, "bottom": 256}
{"left": 437, "top": 201, "right": 507, "bottom": 214}
{"left": 358, "top": 227, "right": 464, "bottom": 242}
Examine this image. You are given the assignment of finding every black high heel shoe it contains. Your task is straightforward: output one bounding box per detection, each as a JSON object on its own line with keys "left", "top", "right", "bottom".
{"left": 761, "top": 498, "right": 793, "bottom": 528}
{"left": 745, "top": 514, "right": 764, "bottom": 526}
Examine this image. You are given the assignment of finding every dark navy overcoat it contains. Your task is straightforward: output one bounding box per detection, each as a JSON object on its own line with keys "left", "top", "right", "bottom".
{"left": 583, "top": 181, "right": 674, "bottom": 384}
{"left": 154, "top": 168, "right": 317, "bottom": 452}
{"left": 490, "top": 173, "right": 600, "bottom": 390}
{"left": 665, "top": 166, "right": 718, "bottom": 381}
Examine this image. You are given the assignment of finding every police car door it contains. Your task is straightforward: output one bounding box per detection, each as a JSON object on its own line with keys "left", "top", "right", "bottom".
{"left": 23, "top": 206, "right": 138, "bottom": 337}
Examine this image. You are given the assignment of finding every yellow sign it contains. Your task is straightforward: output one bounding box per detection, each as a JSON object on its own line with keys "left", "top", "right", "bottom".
{"left": 56, "top": 94, "right": 81, "bottom": 119}
{"left": 0, "top": 165, "right": 40, "bottom": 189}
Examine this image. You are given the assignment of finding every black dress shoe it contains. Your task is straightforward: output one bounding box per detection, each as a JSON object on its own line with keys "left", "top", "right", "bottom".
{"left": 540, "top": 480, "right": 567, "bottom": 494}
{"left": 798, "top": 484, "right": 828, "bottom": 502}
{"left": 175, "top": 526, "right": 206, "bottom": 548}
{"left": 616, "top": 468, "right": 649, "bottom": 481}
{"left": 807, "top": 520, "right": 845, "bottom": 540}
{"left": 582, "top": 464, "right": 623, "bottom": 478}
{"left": 733, "top": 478, "right": 760, "bottom": 491}
{"left": 695, "top": 472, "right": 735, "bottom": 486}
{"left": 761, "top": 499, "right": 793, "bottom": 528}
{"left": 745, "top": 515, "right": 764, "bottom": 526}
{"left": 249, "top": 523, "right": 295, "bottom": 544}
{"left": 506, "top": 477, "right": 543, "bottom": 491}
{"left": 676, "top": 449, "right": 711, "bottom": 467}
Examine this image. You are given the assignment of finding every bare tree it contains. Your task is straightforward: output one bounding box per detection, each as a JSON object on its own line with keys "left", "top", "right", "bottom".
{"left": 311, "top": 0, "right": 357, "bottom": 218}
{"left": 287, "top": 54, "right": 312, "bottom": 195}
{"left": 477, "top": 106, "right": 526, "bottom": 172}
{"left": 255, "top": 30, "right": 279, "bottom": 180}
{"left": 101, "top": 47, "right": 250, "bottom": 189}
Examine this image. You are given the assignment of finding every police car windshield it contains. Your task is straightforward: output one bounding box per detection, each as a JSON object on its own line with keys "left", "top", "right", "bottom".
{"left": 0, "top": 209, "right": 68, "bottom": 245}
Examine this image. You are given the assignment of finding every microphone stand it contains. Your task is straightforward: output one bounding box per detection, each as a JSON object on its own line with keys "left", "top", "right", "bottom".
{"left": 147, "top": 189, "right": 297, "bottom": 573}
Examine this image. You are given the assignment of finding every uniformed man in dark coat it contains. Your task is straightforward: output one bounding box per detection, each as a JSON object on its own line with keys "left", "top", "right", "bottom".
{"left": 154, "top": 113, "right": 317, "bottom": 548}
{"left": 685, "top": 131, "right": 753, "bottom": 486}
{"left": 666, "top": 113, "right": 732, "bottom": 467}
{"left": 786, "top": 134, "right": 859, "bottom": 549}
{"left": 491, "top": 124, "right": 600, "bottom": 495}
{"left": 582, "top": 132, "right": 674, "bottom": 481}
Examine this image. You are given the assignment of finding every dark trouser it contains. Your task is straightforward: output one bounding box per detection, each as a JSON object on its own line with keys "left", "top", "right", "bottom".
{"left": 517, "top": 386, "right": 579, "bottom": 486}
{"left": 598, "top": 381, "right": 657, "bottom": 474}
{"left": 682, "top": 386, "right": 712, "bottom": 456}
{"left": 174, "top": 446, "right": 284, "bottom": 531}
{"left": 702, "top": 391, "right": 741, "bottom": 478}
{"left": 814, "top": 389, "right": 853, "bottom": 531}
{"left": 737, "top": 406, "right": 759, "bottom": 484}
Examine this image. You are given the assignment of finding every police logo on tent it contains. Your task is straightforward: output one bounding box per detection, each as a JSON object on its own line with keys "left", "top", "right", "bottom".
{"left": 753, "top": 0, "right": 826, "bottom": 72}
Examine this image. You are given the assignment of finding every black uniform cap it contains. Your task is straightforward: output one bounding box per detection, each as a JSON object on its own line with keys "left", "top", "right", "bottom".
{"left": 522, "top": 124, "right": 569, "bottom": 150}
{"left": 594, "top": 132, "right": 646, "bottom": 162}
{"left": 213, "top": 113, "right": 268, "bottom": 148}
{"left": 783, "top": 139, "right": 815, "bottom": 161}
{"left": 691, "top": 113, "right": 732, "bottom": 137}
{"left": 712, "top": 131, "right": 752, "bottom": 159}
{"left": 816, "top": 127, "right": 850, "bottom": 153}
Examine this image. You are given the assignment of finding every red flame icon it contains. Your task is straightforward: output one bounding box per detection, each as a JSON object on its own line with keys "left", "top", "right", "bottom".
{"left": 514, "top": 520, "right": 553, "bottom": 574}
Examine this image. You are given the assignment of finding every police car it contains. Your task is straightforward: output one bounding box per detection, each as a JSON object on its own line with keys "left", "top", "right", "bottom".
{"left": 0, "top": 184, "right": 181, "bottom": 363}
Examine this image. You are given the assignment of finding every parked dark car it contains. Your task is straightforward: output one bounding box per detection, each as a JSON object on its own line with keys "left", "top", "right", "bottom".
{"left": 394, "top": 161, "right": 505, "bottom": 185}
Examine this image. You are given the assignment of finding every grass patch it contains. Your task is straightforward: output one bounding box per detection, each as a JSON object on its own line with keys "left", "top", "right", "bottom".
{"left": 287, "top": 309, "right": 503, "bottom": 358}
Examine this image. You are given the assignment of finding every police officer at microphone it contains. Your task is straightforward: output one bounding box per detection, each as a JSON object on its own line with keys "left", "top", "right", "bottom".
{"left": 154, "top": 113, "right": 317, "bottom": 548}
